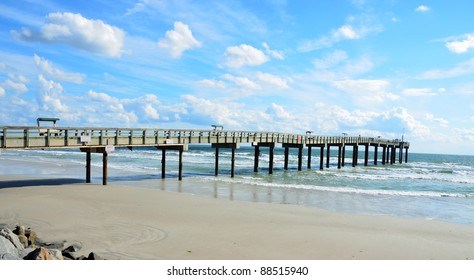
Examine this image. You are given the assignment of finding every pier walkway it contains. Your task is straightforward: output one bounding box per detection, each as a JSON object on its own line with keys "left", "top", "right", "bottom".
{"left": 0, "top": 126, "right": 409, "bottom": 185}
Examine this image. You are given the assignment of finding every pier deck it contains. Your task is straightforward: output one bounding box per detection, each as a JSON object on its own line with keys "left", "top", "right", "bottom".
{"left": 1, "top": 126, "right": 409, "bottom": 184}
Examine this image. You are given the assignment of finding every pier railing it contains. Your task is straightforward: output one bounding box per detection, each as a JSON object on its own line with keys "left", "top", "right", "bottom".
{"left": 0, "top": 126, "right": 408, "bottom": 149}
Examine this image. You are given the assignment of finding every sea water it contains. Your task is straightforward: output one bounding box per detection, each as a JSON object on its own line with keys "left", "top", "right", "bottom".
{"left": 1, "top": 145, "right": 473, "bottom": 225}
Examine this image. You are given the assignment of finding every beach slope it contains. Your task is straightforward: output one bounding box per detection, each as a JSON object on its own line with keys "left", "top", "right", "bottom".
{"left": 1, "top": 178, "right": 474, "bottom": 260}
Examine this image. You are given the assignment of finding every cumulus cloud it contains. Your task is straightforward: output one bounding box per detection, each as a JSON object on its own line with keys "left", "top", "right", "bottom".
{"left": 265, "top": 103, "right": 291, "bottom": 120}
{"left": 262, "top": 42, "right": 284, "bottom": 60}
{"left": 158, "top": 21, "right": 202, "bottom": 58}
{"left": 384, "top": 107, "right": 430, "bottom": 138}
{"left": 87, "top": 90, "right": 138, "bottom": 125}
{"left": 415, "top": 5, "right": 430, "bottom": 13}
{"left": 334, "top": 25, "right": 360, "bottom": 40}
{"left": 256, "top": 72, "right": 289, "bottom": 89}
{"left": 144, "top": 103, "right": 159, "bottom": 119}
{"left": 34, "top": 54, "right": 85, "bottom": 83}
{"left": 221, "top": 74, "right": 260, "bottom": 91}
{"left": 4, "top": 74, "right": 29, "bottom": 94}
{"left": 224, "top": 44, "right": 269, "bottom": 68}
{"left": 332, "top": 79, "right": 398, "bottom": 103}
{"left": 446, "top": 33, "right": 474, "bottom": 54}
{"left": 310, "top": 102, "right": 379, "bottom": 132}
{"left": 181, "top": 94, "right": 242, "bottom": 127}
{"left": 425, "top": 113, "right": 449, "bottom": 127}
{"left": 196, "top": 79, "right": 226, "bottom": 88}
{"left": 37, "top": 75, "right": 68, "bottom": 113}
{"left": 14, "top": 13, "right": 125, "bottom": 57}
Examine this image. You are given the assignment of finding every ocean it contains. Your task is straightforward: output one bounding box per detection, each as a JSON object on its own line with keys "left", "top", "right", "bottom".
{"left": 1, "top": 145, "right": 473, "bottom": 226}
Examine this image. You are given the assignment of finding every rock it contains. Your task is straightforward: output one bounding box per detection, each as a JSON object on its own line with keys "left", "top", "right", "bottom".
{"left": 85, "top": 252, "right": 103, "bottom": 260}
{"left": 18, "top": 234, "right": 28, "bottom": 248}
{"left": 63, "top": 244, "right": 82, "bottom": 253}
{"left": 0, "top": 228, "right": 24, "bottom": 250}
{"left": 61, "top": 251, "right": 77, "bottom": 260}
{"left": 24, "top": 247, "right": 52, "bottom": 260}
{"left": 48, "top": 249, "right": 64, "bottom": 260}
{"left": 23, "top": 247, "right": 63, "bottom": 260}
{"left": 0, "top": 235, "right": 20, "bottom": 260}
{"left": 15, "top": 225, "right": 26, "bottom": 236}
{"left": 25, "top": 228, "right": 37, "bottom": 247}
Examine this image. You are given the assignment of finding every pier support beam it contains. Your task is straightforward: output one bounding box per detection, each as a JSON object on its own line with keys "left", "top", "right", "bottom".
{"left": 307, "top": 146, "right": 312, "bottom": 169}
{"left": 337, "top": 144, "right": 342, "bottom": 169}
{"left": 390, "top": 146, "right": 396, "bottom": 164}
{"left": 405, "top": 147, "right": 409, "bottom": 163}
{"left": 86, "top": 150, "right": 91, "bottom": 183}
{"left": 326, "top": 145, "right": 331, "bottom": 168}
{"left": 352, "top": 145, "right": 359, "bottom": 167}
{"left": 81, "top": 146, "right": 113, "bottom": 186}
{"left": 282, "top": 143, "right": 305, "bottom": 171}
{"left": 212, "top": 143, "right": 240, "bottom": 177}
{"left": 373, "top": 144, "right": 379, "bottom": 165}
{"left": 102, "top": 150, "right": 108, "bottom": 185}
{"left": 399, "top": 142, "right": 405, "bottom": 164}
{"left": 381, "top": 145, "right": 386, "bottom": 165}
{"left": 253, "top": 142, "right": 275, "bottom": 174}
{"left": 156, "top": 144, "right": 187, "bottom": 180}
{"left": 342, "top": 145, "right": 346, "bottom": 167}
{"left": 319, "top": 145, "right": 325, "bottom": 170}
{"left": 364, "top": 144, "right": 369, "bottom": 166}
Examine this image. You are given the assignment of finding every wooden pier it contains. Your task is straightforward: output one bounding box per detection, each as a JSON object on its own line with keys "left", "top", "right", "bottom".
{"left": 0, "top": 126, "right": 409, "bottom": 185}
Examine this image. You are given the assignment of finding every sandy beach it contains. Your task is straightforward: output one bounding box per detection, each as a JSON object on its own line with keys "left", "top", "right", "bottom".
{"left": 1, "top": 173, "right": 474, "bottom": 260}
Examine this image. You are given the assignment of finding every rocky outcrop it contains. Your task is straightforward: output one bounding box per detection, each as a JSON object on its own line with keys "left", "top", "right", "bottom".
{"left": 0, "top": 224, "right": 103, "bottom": 260}
{"left": 0, "top": 235, "right": 21, "bottom": 260}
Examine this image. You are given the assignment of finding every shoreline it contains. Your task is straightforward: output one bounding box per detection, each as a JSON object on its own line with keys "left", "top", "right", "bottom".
{"left": 1, "top": 176, "right": 474, "bottom": 259}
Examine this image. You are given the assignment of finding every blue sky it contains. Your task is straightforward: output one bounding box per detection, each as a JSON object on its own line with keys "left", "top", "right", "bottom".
{"left": 1, "top": 0, "right": 474, "bottom": 155}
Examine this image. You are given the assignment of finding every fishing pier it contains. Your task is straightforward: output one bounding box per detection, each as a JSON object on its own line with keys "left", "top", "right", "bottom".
{"left": 0, "top": 126, "right": 409, "bottom": 185}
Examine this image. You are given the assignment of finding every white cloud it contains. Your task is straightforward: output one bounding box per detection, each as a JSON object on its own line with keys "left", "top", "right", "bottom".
{"left": 15, "top": 13, "right": 125, "bottom": 57}
{"left": 224, "top": 44, "right": 269, "bottom": 68}
{"left": 158, "top": 21, "right": 202, "bottom": 58}
{"left": 332, "top": 79, "right": 399, "bottom": 103}
{"left": 262, "top": 42, "right": 284, "bottom": 60}
{"left": 418, "top": 58, "right": 474, "bottom": 79}
{"left": 197, "top": 79, "right": 226, "bottom": 88}
{"left": 313, "top": 50, "right": 348, "bottom": 69}
{"left": 125, "top": 2, "right": 146, "bottom": 16}
{"left": 37, "top": 75, "right": 68, "bottom": 113}
{"left": 265, "top": 103, "right": 291, "bottom": 120}
{"left": 388, "top": 107, "right": 430, "bottom": 138}
{"left": 144, "top": 103, "right": 159, "bottom": 119}
{"left": 0, "top": 86, "right": 5, "bottom": 97}
{"left": 310, "top": 102, "right": 379, "bottom": 132}
{"left": 298, "top": 23, "right": 376, "bottom": 52}
{"left": 181, "top": 94, "right": 242, "bottom": 127}
{"left": 402, "top": 88, "right": 436, "bottom": 97}
{"left": 334, "top": 25, "right": 360, "bottom": 40}
{"left": 87, "top": 90, "right": 138, "bottom": 125}
{"left": 4, "top": 74, "right": 29, "bottom": 94}
{"left": 446, "top": 33, "right": 474, "bottom": 54}
{"left": 34, "top": 54, "right": 85, "bottom": 83}
{"left": 221, "top": 74, "right": 260, "bottom": 91}
{"left": 415, "top": 5, "right": 430, "bottom": 13}
{"left": 425, "top": 113, "right": 449, "bottom": 127}
{"left": 256, "top": 72, "right": 289, "bottom": 89}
